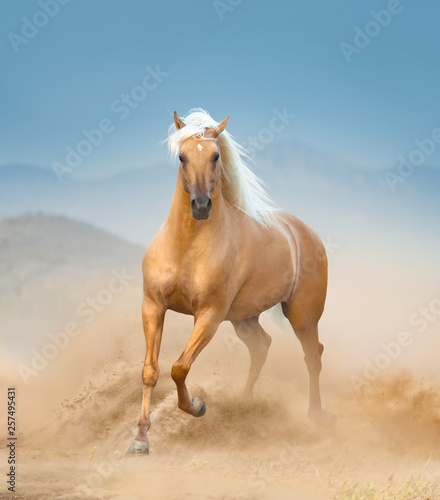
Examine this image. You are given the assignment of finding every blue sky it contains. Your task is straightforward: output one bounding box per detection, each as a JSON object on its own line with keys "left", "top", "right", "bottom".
{"left": 1, "top": 0, "right": 440, "bottom": 179}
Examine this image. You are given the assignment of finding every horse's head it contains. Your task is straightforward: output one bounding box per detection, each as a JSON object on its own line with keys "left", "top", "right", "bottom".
{"left": 174, "top": 111, "right": 229, "bottom": 220}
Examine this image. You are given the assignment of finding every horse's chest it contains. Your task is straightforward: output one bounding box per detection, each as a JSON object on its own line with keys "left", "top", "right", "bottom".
{"left": 153, "top": 255, "right": 222, "bottom": 312}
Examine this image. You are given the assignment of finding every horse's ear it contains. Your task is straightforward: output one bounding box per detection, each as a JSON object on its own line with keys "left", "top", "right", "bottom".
{"left": 174, "top": 111, "right": 186, "bottom": 130}
{"left": 217, "top": 116, "right": 229, "bottom": 134}
{"left": 206, "top": 116, "right": 229, "bottom": 138}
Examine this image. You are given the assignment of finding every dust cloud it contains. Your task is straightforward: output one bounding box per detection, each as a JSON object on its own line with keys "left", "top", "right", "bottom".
{"left": 1, "top": 257, "right": 440, "bottom": 499}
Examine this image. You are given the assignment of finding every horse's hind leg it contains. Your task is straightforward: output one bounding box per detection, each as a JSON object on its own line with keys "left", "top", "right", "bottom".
{"left": 231, "top": 317, "right": 272, "bottom": 398}
{"left": 283, "top": 307, "right": 336, "bottom": 427}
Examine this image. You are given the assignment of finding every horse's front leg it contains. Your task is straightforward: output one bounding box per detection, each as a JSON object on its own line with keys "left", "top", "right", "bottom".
{"left": 127, "top": 296, "right": 165, "bottom": 455}
{"left": 171, "top": 309, "right": 223, "bottom": 417}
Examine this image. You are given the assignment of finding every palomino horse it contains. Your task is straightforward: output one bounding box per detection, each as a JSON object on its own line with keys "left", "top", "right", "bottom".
{"left": 128, "top": 109, "right": 335, "bottom": 454}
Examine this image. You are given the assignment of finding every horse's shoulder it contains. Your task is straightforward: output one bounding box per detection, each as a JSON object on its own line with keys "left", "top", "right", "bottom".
{"left": 142, "top": 226, "right": 173, "bottom": 274}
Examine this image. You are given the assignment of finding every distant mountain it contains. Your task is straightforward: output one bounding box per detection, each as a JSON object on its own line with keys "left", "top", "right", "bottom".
{"left": 0, "top": 163, "right": 176, "bottom": 246}
{"left": 0, "top": 214, "right": 144, "bottom": 351}
{"left": 0, "top": 141, "right": 439, "bottom": 249}
{"left": 0, "top": 213, "right": 143, "bottom": 278}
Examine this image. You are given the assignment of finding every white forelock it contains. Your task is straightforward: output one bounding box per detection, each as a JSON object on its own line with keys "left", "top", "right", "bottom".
{"left": 165, "top": 108, "right": 279, "bottom": 226}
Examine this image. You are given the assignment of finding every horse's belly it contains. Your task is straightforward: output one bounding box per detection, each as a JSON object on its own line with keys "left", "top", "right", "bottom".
{"left": 226, "top": 290, "right": 284, "bottom": 320}
{"left": 226, "top": 268, "right": 293, "bottom": 320}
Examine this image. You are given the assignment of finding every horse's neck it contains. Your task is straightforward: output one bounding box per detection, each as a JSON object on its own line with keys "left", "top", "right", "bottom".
{"left": 166, "top": 170, "right": 227, "bottom": 241}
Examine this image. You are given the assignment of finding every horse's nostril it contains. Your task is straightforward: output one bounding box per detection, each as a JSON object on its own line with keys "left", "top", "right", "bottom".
{"left": 191, "top": 197, "right": 211, "bottom": 211}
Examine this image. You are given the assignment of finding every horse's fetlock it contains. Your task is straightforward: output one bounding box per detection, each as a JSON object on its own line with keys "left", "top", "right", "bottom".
{"left": 178, "top": 399, "right": 191, "bottom": 412}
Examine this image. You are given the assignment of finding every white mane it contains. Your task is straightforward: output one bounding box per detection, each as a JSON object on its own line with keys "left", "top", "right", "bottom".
{"left": 165, "top": 108, "right": 279, "bottom": 226}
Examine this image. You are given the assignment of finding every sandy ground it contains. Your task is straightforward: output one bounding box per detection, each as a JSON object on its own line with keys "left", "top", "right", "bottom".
{"left": 1, "top": 269, "right": 440, "bottom": 499}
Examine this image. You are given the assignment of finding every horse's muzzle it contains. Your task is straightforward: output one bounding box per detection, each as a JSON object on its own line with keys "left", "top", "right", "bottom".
{"left": 191, "top": 196, "right": 212, "bottom": 220}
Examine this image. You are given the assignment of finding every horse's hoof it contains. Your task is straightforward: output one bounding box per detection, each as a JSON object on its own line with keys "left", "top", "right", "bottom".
{"left": 194, "top": 400, "right": 206, "bottom": 418}
{"left": 308, "top": 408, "right": 337, "bottom": 428}
{"left": 126, "top": 439, "right": 149, "bottom": 455}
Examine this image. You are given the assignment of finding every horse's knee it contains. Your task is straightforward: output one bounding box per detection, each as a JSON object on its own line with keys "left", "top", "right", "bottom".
{"left": 171, "top": 360, "right": 189, "bottom": 384}
{"left": 142, "top": 364, "right": 159, "bottom": 387}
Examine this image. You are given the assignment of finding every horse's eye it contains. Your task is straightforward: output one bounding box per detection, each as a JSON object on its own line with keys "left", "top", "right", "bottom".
{"left": 214, "top": 153, "right": 220, "bottom": 162}
{"left": 179, "top": 155, "right": 185, "bottom": 163}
